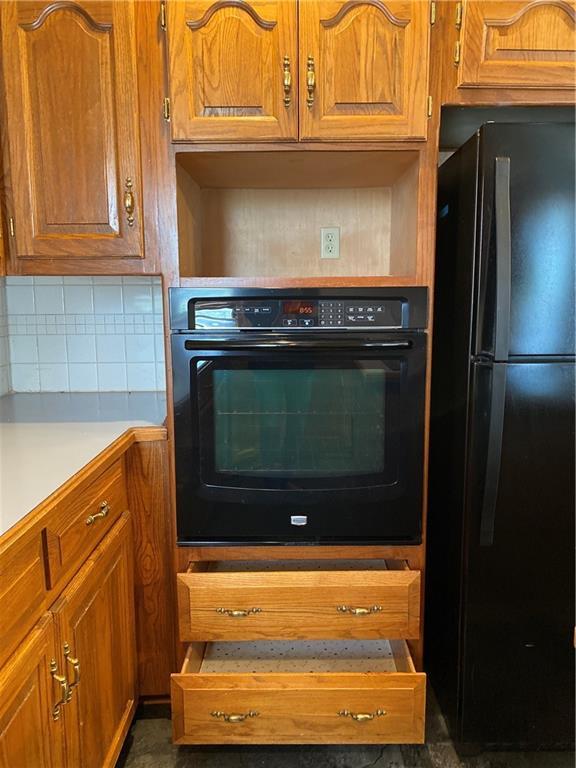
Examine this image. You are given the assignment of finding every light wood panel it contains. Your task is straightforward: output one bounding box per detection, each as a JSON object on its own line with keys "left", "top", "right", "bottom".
{"left": 299, "top": 0, "right": 431, "bottom": 140}
{"left": 172, "top": 640, "right": 425, "bottom": 744}
{"left": 43, "top": 459, "right": 127, "bottom": 592}
{"left": 126, "top": 439, "right": 177, "bottom": 698}
{"left": 167, "top": 0, "right": 298, "bottom": 141}
{"left": 177, "top": 561, "right": 420, "bottom": 641}
{"left": 52, "top": 513, "right": 137, "bottom": 768}
{"left": 0, "top": 614, "right": 64, "bottom": 768}
{"left": 0, "top": 0, "right": 145, "bottom": 271}
{"left": 458, "top": 0, "right": 576, "bottom": 89}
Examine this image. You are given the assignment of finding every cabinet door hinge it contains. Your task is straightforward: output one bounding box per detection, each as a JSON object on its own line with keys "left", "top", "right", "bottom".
{"left": 455, "top": 1, "right": 463, "bottom": 28}
{"left": 160, "top": 1, "right": 166, "bottom": 31}
{"left": 163, "top": 97, "right": 171, "bottom": 122}
{"left": 8, "top": 217, "right": 15, "bottom": 237}
{"left": 454, "top": 40, "right": 461, "bottom": 65}
{"left": 430, "top": 1, "right": 436, "bottom": 25}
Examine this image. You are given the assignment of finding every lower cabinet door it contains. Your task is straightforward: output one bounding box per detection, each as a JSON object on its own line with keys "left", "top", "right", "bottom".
{"left": 52, "top": 513, "right": 137, "bottom": 768}
{"left": 0, "top": 614, "right": 64, "bottom": 768}
{"left": 172, "top": 639, "right": 425, "bottom": 744}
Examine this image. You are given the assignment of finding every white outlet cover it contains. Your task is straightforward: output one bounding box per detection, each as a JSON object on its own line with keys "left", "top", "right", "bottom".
{"left": 320, "top": 227, "right": 340, "bottom": 259}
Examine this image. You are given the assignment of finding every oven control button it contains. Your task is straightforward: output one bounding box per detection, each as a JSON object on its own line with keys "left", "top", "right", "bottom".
{"left": 290, "top": 515, "right": 308, "bottom": 526}
{"left": 299, "top": 318, "right": 314, "bottom": 327}
{"left": 367, "top": 315, "right": 375, "bottom": 322}
{"left": 282, "top": 318, "right": 297, "bottom": 327}
{"left": 347, "top": 315, "right": 355, "bottom": 321}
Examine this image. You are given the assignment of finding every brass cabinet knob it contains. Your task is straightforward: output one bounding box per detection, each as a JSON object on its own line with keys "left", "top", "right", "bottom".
{"left": 338, "top": 709, "right": 387, "bottom": 722}
{"left": 283, "top": 55, "right": 292, "bottom": 107}
{"left": 211, "top": 710, "right": 259, "bottom": 723}
{"left": 306, "top": 55, "right": 316, "bottom": 108}
{"left": 86, "top": 500, "right": 110, "bottom": 526}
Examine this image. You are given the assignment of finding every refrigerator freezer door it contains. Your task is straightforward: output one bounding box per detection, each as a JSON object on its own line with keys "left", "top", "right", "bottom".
{"left": 475, "top": 123, "right": 575, "bottom": 360}
{"left": 462, "top": 360, "right": 575, "bottom": 745}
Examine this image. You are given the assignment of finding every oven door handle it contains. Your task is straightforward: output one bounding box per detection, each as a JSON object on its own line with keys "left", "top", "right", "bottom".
{"left": 184, "top": 338, "right": 413, "bottom": 351}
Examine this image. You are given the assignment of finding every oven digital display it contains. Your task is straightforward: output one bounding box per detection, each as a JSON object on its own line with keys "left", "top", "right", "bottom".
{"left": 282, "top": 301, "right": 315, "bottom": 315}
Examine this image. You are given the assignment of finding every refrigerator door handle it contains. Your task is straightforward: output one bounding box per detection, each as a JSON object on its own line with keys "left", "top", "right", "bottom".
{"left": 494, "top": 157, "right": 512, "bottom": 361}
{"left": 480, "top": 363, "right": 507, "bottom": 546}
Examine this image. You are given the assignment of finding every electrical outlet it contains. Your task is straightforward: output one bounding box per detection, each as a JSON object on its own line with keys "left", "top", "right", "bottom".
{"left": 320, "top": 227, "right": 340, "bottom": 259}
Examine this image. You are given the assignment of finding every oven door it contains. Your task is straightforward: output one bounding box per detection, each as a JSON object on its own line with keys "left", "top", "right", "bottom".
{"left": 172, "top": 333, "right": 426, "bottom": 545}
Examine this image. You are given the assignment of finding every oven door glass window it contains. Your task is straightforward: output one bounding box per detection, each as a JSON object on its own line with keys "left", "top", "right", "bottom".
{"left": 196, "top": 358, "right": 404, "bottom": 491}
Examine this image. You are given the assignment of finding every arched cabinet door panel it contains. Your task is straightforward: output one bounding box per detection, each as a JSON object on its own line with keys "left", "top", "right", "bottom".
{"left": 0, "top": 1, "right": 143, "bottom": 264}
{"left": 299, "top": 0, "right": 431, "bottom": 141}
{"left": 458, "top": 0, "right": 576, "bottom": 89}
{"left": 167, "top": 1, "right": 298, "bottom": 141}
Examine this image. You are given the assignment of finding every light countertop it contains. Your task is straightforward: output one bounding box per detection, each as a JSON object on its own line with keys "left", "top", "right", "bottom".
{"left": 0, "top": 392, "right": 166, "bottom": 538}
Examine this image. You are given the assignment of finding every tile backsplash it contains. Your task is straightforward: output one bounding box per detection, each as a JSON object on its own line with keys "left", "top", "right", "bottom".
{"left": 0, "top": 279, "right": 10, "bottom": 396}
{"left": 3, "top": 277, "right": 165, "bottom": 393}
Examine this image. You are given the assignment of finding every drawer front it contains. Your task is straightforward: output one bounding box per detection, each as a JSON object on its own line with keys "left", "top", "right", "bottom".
{"left": 178, "top": 567, "right": 421, "bottom": 641}
{"left": 43, "top": 459, "right": 127, "bottom": 590}
{"left": 172, "top": 670, "right": 425, "bottom": 745}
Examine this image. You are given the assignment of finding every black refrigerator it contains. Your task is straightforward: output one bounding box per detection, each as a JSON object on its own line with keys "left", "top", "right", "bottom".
{"left": 426, "top": 123, "right": 575, "bottom": 749}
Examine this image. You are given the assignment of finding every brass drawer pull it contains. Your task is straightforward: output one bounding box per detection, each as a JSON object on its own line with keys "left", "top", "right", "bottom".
{"left": 306, "top": 55, "right": 316, "bottom": 108}
{"left": 283, "top": 55, "right": 292, "bottom": 107}
{"left": 337, "top": 605, "right": 383, "bottom": 615}
{"left": 50, "top": 659, "right": 70, "bottom": 721}
{"left": 338, "top": 709, "right": 387, "bottom": 722}
{"left": 124, "top": 177, "right": 135, "bottom": 227}
{"left": 64, "top": 643, "right": 80, "bottom": 701}
{"left": 216, "top": 607, "right": 262, "bottom": 618}
{"left": 211, "top": 710, "right": 259, "bottom": 723}
{"left": 86, "top": 501, "right": 110, "bottom": 526}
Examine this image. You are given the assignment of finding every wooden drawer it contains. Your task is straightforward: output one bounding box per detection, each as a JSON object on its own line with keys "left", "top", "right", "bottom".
{"left": 171, "top": 639, "right": 425, "bottom": 744}
{"left": 177, "top": 560, "right": 420, "bottom": 642}
{"left": 43, "top": 459, "right": 128, "bottom": 590}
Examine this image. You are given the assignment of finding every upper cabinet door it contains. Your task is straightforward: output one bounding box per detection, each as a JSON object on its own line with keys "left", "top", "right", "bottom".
{"left": 458, "top": 1, "right": 576, "bottom": 89}
{"left": 167, "top": 0, "right": 298, "bottom": 141}
{"left": 299, "top": 0, "right": 430, "bottom": 141}
{"left": 0, "top": 1, "right": 143, "bottom": 262}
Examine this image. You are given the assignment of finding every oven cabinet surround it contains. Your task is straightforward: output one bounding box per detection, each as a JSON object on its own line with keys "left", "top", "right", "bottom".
{"left": 171, "top": 559, "right": 426, "bottom": 745}
{"left": 0, "top": 0, "right": 146, "bottom": 274}
{"left": 166, "top": 0, "right": 432, "bottom": 142}
{"left": 0, "top": 429, "right": 170, "bottom": 768}
{"left": 442, "top": 0, "right": 576, "bottom": 102}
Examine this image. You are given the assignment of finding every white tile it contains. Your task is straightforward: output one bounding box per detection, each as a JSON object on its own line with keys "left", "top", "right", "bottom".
{"left": 64, "top": 285, "right": 94, "bottom": 314}
{"left": 39, "top": 363, "right": 69, "bottom": 392}
{"left": 5, "top": 276, "right": 31, "bottom": 285}
{"left": 153, "top": 284, "right": 164, "bottom": 314}
{"left": 155, "top": 363, "right": 166, "bottom": 390}
{"left": 68, "top": 363, "right": 98, "bottom": 391}
{"left": 123, "top": 284, "right": 153, "bottom": 314}
{"left": 125, "top": 334, "right": 155, "bottom": 363}
{"left": 66, "top": 335, "right": 96, "bottom": 363}
{"left": 92, "top": 276, "right": 122, "bottom": 285}
{"left": 34, "top": 285, "right": 64, "bottom": 314}
{"left": 9, "top": 335, "right": 38, "bottom": 364}
{"left": 122, "top": 276, "right": 154, "bottom": 284}
{"left": 0, "top": 366, "right": 11, "bottom": 396}
{"left": 10, "top": 364, "right": 40, "bottom": 392}
{"left": 6, "top": 285, "right": 35, "bottom": 314}
{"left": 126, "top": 362, "right": 156, "bottom": 391}
{"left": 38, "top": 335, "right": 67, "bottom": 363}
{"left": 154, "top": 334, "right": 165, "bottom": 362}
{"left": 97, "top": 363, "right": 127, "bottom": 391}
{"left": 34, "top": 276, "right": 63, "bottom": 285}
{"left": 96, "top": 335, "right": 125, "bottom": 363}
{"left": 93, "top": 285, "right": 123, "bottom": 314}
{"left": 63, "top": 276, "right": 94, "bottom": 285}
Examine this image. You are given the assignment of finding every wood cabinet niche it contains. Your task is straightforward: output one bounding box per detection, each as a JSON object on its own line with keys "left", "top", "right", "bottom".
{"left": 166, "top": 0, "right": 431, "bottom": 141}
{"left": 0, "top": 0, "right": 145, "bottom": 272}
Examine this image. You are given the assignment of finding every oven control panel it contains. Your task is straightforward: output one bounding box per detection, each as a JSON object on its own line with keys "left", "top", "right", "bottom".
{"left": 194, "top": 298, "right": 403, "bottom": 329}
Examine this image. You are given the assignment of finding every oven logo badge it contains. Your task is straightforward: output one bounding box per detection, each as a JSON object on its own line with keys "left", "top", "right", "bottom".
{"left": 290, "top": 515, "right": 308, "bottom": 526}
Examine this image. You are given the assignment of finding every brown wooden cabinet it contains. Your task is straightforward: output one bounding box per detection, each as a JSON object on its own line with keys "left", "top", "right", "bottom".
{"left": 299, "top": 0, "right": 431, "bottom": 140}
{"left": 0, "top": 614, "right": 64, "bottom": 768}
{"left": 52, "top": 513, "right": 137, "bottom": 768}
{"left": 167, "top": 0, "right": 299, "bottom": 141}
{"left": 457, "top": 0, "right": 576, "bottom": 90}
{"left": 0, "top": 0, "right": 145, "bottom": 272}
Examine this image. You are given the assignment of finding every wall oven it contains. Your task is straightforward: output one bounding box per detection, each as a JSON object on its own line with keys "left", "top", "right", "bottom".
{"left": 170, "top": 288, "right": 428, "bottom": 546}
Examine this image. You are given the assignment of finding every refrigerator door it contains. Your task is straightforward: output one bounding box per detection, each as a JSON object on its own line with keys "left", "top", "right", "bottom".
{"left": 462, "top": 360, "right": 575, "bottom": 746}
{"left": 474, "top": 123, "right": 575, "bottom": 360}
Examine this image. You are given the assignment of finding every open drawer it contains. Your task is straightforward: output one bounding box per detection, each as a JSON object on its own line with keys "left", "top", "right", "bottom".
{"left": 171, "top": 639, "right": 425, "bottom": 744}
{"left": 177, "top": 560, "right": 421, "bottom": 641}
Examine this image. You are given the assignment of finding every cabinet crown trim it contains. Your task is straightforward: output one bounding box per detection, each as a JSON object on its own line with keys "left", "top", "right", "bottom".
{"left": 321, "top": 0, "right": 410, "bottom": 29}
{"left": 20, "top": 1, "right": 112, "bottom": 32}
{"left": 186, "top": 1, "right": 277, "bottom": 31}
{"left": 484, "top": 0, "right": 576, "bottom": 27}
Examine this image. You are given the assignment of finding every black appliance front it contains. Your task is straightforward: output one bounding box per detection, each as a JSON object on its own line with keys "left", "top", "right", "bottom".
{"left": 171, "top": 288, "right": 427, "bottom": 546}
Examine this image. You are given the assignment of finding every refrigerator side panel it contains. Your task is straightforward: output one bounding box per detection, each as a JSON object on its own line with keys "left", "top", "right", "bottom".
{"left": 476, "top": 123, "right": 576, "bottom": 359}
{"left": 462, "top": 361, "right": 575, "bottom": 747}
{"left": 425, "top": 137, "right": 480, "bottom": 735}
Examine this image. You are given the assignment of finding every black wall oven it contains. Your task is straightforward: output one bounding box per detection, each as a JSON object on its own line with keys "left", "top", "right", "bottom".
{"left": 170, "top": 288, "right": 428, "bottom": 546}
